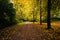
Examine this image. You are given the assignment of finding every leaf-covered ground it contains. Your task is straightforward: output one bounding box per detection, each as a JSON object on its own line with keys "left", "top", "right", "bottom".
{"left": 0, "top": 22, "right": 60, "bottom": 40}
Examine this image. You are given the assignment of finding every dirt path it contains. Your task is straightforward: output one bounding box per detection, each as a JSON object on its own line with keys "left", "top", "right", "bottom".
{"left": 0, "top": 23, "right": 60, "bottom": 40}
{"left": 11, "top": 24, "right": 48, "bottom": 40}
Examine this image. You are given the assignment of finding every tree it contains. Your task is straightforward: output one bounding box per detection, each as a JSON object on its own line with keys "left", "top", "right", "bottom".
{"left": 0, "top": 0, "right": 9, "bottom": 27}
{"left": 6, "top": 3, "right": 16, "bottom": 25}
{"left": 40, "top": 0, "right": 42, "bottom": 25}
{"left": 47, "top": 0, "right": 51, "bottom": 29}
{"left": 0, "top": 0, "right": 16, "bottom": 29}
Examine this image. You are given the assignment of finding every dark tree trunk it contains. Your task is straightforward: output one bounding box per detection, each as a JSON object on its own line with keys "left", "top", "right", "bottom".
{"left": 47, "top": 0, "right": 51, "bottom": 29}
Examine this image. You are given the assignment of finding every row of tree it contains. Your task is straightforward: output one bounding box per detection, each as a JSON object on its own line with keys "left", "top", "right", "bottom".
{"left": 0, "top": 0, "right": 60, "bottom": 29}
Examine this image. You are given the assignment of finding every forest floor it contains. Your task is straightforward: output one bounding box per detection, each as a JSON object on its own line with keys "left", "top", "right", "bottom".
{"left": 0, "top": 22, "right": 60, "bottom": 40}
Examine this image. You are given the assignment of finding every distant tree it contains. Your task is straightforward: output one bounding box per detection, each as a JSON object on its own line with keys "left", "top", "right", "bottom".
{"left": 40, "top": 0, "right": 42, "bottom": 25}
{"left": 32, "top": 0, "right": 40, "bottom": 23}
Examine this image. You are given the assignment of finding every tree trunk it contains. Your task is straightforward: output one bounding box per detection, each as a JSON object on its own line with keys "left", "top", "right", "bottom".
{"left": 47, "top": 0, "right": 51, "bottom": 29}
{"left": 40, "top": 0, "right": 42, "bottom": 25}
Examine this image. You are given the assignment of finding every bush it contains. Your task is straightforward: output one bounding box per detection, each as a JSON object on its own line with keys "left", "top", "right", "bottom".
{"left": 51, "top": 17, "right": 60, "bottom": 21}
